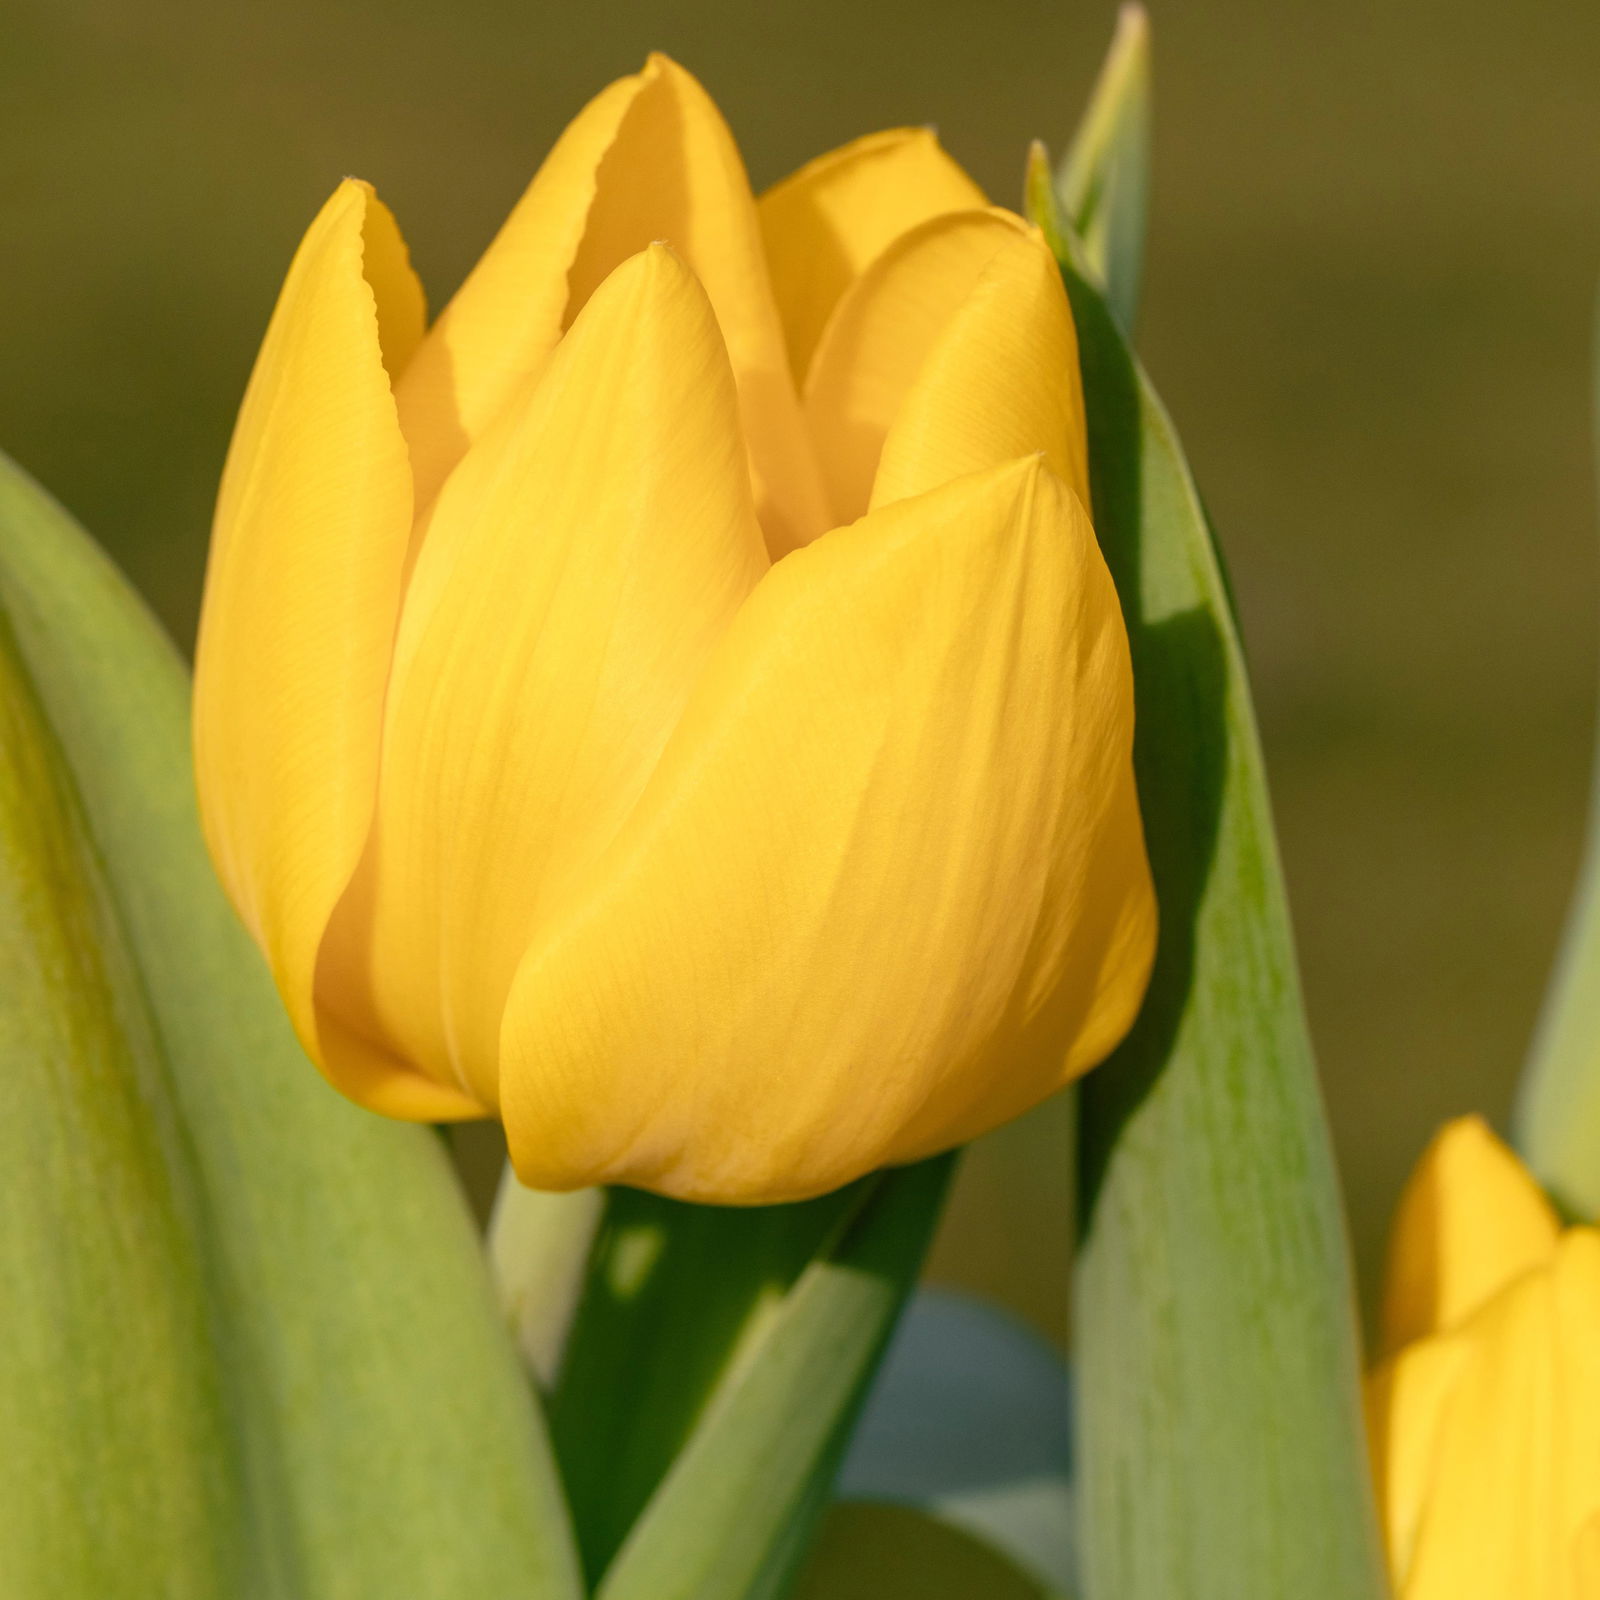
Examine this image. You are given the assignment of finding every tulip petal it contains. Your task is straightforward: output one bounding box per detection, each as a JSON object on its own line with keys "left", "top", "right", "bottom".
{"left": 499, "top": 455, "right": 1155, "bottom": 1204}
{"left": 402, "top": 56, "right": 826, "bottom": 557}
{"left": 193, "top": 179, "right": 422, "bottom": 1072}
{"left": 317, "top": 245, "right": 768, "bottom": 1112}
{"left": 1552, "top": 1236, "right": 1600, "bottom": 1592}
{"left": 565, "top": 54, "right": 829, "bottom": 558}
{"left": 757, "top": 128, "right": 986, "bottom": 383}
{"left": 805, "top": 211, "right": 1084, "bottom": 525}
{"left": 1367, "top": 1333, "right": 1471, "bottom": 1592}
{"left": 871, "top": 225, "right": 1089, "bottom": 512}
{"left": 394, "top": 72, "right": 644, "bottom": 510}
{"left": 1380, "top": 1115, "right": 1561, "bottom": 1354}
{"left": 1575, "top": 1512, "right": 1600, "bottom": 1599}
{"left": 1397, "top": 1230, "right": 1600, "bottom": 1600}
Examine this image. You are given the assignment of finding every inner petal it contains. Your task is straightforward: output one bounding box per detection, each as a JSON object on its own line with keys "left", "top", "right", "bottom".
{"left": 563, "top": 54, "right": 830, "bottom": 558}
{"left": 802, "top": 208, "right": 1029, "bottom": 525}
{"left": 757, "top": 126, "right": 986, "bottom": 383}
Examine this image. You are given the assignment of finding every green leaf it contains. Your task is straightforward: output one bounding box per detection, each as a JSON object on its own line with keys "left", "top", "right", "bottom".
{"left": 838, "top": 1288, "right": 1075, "bottom": 1595}
{"left": 490, "top": 1177, "right": 607, "bottom": 1385}
{"left": 790, "top": 1503, "right": 1065, "bottom": 1600}
{"left": 1023, "top": 188, "right": 1389, "bottom": 1600}
{"left": 1517, "top": 795, "right": 1600, "bottom": 1220}
{"left": 540, "top": 1182, "right": 860, "bottom": 1582}
{"left": 1514, "top": 305, "right": 1600, "bottom": 1219}
{"left": 0, "top": 608, "right": 244, "bottom": 1597}
{"left": 0, "top": 452, "right": 582, "bottom": 1600}
{"left": 595, "top": 1157, "right": 955, "bottom": 1600}
{"left": 1056, "top": 3, "right": 1151, "bottom": 333}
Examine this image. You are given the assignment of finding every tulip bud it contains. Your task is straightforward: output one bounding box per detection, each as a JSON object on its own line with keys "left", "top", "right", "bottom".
{"left": 1370, "top": 1116, "right": 1600, "bottom": 1599}
{"left": 194, "top": 54, "right": 1156, "bottom": 1203}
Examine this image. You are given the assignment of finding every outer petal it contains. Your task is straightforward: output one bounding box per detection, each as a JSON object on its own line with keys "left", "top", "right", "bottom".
{"left": 1380, "top": 1115, "right": 1561, "bottom": 1355}
{"left": 757, "top": 128, "right": 986, "bottom": 383}
{"left": 499, "top": 456, "right": 1156, "bottom": 1204}
{"left": 193, "top": 179, "right": 427, "bottom": 1081}
{"left": 394, "top": 71, "right": 644, "bottom": 510}
{"left": 804, "top": 211, "right": 1085, "bottom": 524}
{"left": 1399, "top": 1231, "right": 1600, "bottom": 1600}
{"left": 316, "top": 246, "right": 768, "bottom": 1112}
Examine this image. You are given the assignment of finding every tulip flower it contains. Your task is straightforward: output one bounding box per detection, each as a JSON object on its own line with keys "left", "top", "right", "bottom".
{"left": 193, "top": 53, "right": 1156, "bottom": 1203}
{"left": 1369, "top": 1115, "right": 1600, "bottom": 1600}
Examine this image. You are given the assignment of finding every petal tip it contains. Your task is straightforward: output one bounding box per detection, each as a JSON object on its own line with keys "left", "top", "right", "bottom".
{"left": 641, "top": 49, "right": 690, "bottom": 84}
{"left": 1116, "top": 1, "right": 1151, "bottom": 46}
{"left": 1382, "top": 1113, "right": 1561, "bottom": 1352}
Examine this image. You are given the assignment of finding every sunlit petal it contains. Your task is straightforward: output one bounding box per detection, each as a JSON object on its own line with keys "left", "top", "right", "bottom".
{"left": 1368, "top": 1333, "right": 1470, "bottom": 1592}
{"left": 804, "top": 209, "right": 1057, "bottom": 524}
{"left": 394, "top": 71, "right": 645, "bottom": 510}
{"left": 563, "top": 53, "right": 828, "bottom": 557}
{"left": 871, "top": 223, "right": 1088, "bottom": 511}
{"left": 499, "top": 456, "right": 1154, "bottom": 1203}
{"left": 1398, "top": 1231, "right": 1600, "bottom": 1600}
{"left": 758, "top": 127, "right": 985, "bottom": 382}
{"left": 1380, "top": 1115, "right": 1561, "bottom": 1354}
{"left": 317, "top": 245, "right": 768, "bottom": 1111}
{"left": 1575, "top": 1511, "right": 1600, "bottom": 1600}
{"left": 193, "top": 178, "right": 422, "bottom": 1076}
{"left": 396, "top": 54, "right": 827, "bottom": 561}
{"left": 1553, "top": 1236, "right": 1600, "bottom": 1591}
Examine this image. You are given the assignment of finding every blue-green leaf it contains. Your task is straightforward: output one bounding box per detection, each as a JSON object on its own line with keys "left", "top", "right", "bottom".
{"left": 839, "top": 1288, "right": 1075, "bottom": 1595}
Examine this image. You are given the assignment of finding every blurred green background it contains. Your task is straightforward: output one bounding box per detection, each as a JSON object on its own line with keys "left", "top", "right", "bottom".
{"left": 6, "top": 0, "right": 1600, "bottom": 1342}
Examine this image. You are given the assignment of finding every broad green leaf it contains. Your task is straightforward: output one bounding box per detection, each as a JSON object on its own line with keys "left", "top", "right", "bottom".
{"left": 791, "top": 1503, "right": 1064, "bottom": 1600}
{"left": 0, "top": 453, "right": 582, "bottom": 1600}
{"left": 1515, "top": 311, "right": 1600, "bottom": 1219}
{"left": 838, "top": 1288, "right": 1076, "bottom": 1595}
{"left": 1025, "top": 174, "right": 1388, "bottom": 1600}
{"left": 0, "top": 610, "right": 243, "bottom": 1597}
{"left": 596, "top": 1157, "right": 954, "bottom": 1600}
{"left": 1056, "top": 3, "right": 1151, "bottom": 334}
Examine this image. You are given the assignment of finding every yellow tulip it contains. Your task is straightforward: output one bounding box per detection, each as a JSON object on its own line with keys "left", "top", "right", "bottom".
{"left": 192, "top": 54, "right": 1156, "bottom": 1203}
{"left": 1370, "top": 1116, "right": 1600, "bottom": 1600}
